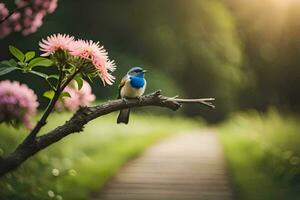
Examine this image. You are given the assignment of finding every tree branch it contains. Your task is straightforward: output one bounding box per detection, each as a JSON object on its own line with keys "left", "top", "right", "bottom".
{"left": 0, "top": 90, "right": 214, "bottom": 177}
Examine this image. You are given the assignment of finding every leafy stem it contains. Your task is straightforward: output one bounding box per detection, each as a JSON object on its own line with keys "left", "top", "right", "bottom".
{"left": 27, "top": 70, "right": 57, "bottom": 91}
{"left": 25, "top": 67, "right": 81, "bottom": 141}
{"left": 59, "top": 68, "right": 81, "bottom": 92}
{"left": 46, "top": 79, "right": 56, "bottom": 91}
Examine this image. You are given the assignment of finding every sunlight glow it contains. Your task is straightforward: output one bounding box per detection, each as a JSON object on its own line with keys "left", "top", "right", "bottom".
{"left": 271, "top": 0, "right": 299, "bottom": 9}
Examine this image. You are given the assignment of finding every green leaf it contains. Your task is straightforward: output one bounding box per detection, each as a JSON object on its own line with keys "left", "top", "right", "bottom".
{"left": 43, "top": 90, "right": 55, "bottom": 100}
{"left": 28, "top": 57, "right": 53, "bottom": 68}
{"left": 17, "top": 61, "right": 26, "bottom": 68}
{"left": 25, "top": 51, "right": 35, "bottom": 62}
{"left": 28, "top": 70, "right": 48, "bottom": 78}
{"left": 1, "top": 60, "right": 18, "bottom": 68}
{"left": 60, "top": 92, "right": 71, "bottom": 99}
{"left": 8, "top": 59, "right": 18, "bottom": 67}
{"left": 74, "top": 76, "right": 84, "bottom": 90}
{"left": 9, "top": 45, "right": 25, "bottom": 62}
{"left": 0, "top": 61, "right": 19, "bottom": 76}
{"left": 1, "top": 60, "right": 15, "bottom": 68}
{"left": 0, "top": 66, "right": 18, "bottom": 76}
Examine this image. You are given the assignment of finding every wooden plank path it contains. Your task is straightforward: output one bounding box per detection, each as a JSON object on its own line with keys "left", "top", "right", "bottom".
{"left": 93, "top": 131, "right": 234, "bottom": 200}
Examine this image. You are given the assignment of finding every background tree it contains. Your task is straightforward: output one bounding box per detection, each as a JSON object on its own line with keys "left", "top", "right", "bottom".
{"left": 1, "top": 0, "right": 299, "bottom": 119}
{"left": 0, "top": 0, "right": 243, "bottom": 122}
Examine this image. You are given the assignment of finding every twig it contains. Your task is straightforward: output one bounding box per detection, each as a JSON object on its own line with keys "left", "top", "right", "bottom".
{"left": 0, "top": 4, "right": 30, "bottom": 25}
{"left": 166, "top": 97, "right": 215, "bottom": 109}
{"left": 0, "top": 90, "right": 214, "bottom": 176}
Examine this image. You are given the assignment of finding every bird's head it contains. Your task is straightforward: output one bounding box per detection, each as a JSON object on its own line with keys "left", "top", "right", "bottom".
{"left": 127, "top": 66, "right": 147, "bottom": 78}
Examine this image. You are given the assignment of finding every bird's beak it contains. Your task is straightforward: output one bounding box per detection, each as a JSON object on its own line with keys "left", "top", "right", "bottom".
{"left": 143, "top": 70, "right": 147, "bottom": 73}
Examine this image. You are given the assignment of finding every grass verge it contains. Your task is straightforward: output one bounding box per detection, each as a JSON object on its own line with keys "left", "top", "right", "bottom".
{"left": 218, "top": 109, "right": 300, "bottom": 200}
{"left": 0, "top": 113, "right": 200, "bottom": 200}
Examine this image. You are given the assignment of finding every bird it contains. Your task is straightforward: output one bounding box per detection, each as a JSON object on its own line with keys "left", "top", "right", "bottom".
{"left": 117, "top": 66, "right": 147, "bottom": 124}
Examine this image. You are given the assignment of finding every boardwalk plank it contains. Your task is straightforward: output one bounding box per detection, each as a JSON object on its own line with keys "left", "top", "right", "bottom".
{"left": 94, "top": 131, "right": 234, "bottom": 200}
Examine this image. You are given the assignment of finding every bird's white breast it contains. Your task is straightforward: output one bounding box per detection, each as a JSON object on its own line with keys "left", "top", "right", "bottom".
{"left": 120, "top": 80, "right": 146, "bottom": 98}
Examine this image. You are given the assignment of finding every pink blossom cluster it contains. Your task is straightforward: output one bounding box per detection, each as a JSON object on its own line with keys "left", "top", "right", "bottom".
{"left": 0, "top": 3, "right": 10, "bottom": 38}
{"left": 56, "top": 80, "right": 96, "bottom": 112}
{"left": 39, "top": 34, "right": 116, "bottom": 85}
{"left": 0, "top": 0, "right": 58, "bottom": 39}
{"left": 0, "top": 80, "right": 39, "bottom": 129}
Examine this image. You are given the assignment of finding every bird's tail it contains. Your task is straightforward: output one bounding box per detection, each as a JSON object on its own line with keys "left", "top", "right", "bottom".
{"left": 117, "top": 108, "right": 130, "bottom": 124}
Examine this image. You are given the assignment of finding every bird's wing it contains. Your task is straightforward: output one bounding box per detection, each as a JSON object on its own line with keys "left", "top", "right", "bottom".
{"left": 118, "top": 75, "right": 128, "bottom": 99}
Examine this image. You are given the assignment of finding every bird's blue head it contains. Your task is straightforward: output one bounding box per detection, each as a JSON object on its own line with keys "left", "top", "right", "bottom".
{"left": 127, "top": 66, "right": 147, "bottom": 78}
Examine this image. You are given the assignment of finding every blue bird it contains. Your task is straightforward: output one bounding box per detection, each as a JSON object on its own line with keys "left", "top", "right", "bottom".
{"left": 117, "top": 66, "right": 147, "bottom": 124}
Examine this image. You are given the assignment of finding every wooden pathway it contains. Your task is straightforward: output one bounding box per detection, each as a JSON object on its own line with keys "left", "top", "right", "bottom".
{"left": 94, "top": 131, "right": 234, "bottom": 200}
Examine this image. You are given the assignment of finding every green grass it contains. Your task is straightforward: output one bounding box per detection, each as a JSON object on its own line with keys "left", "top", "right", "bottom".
{"left": 0, "top": 112, "right": 200, "bottom": 200}
{"left": 218, "top": 109, "right": 300, "bottom": 200}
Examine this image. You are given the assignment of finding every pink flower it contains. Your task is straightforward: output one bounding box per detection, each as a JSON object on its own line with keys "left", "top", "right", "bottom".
{"left": 70, "top": 40, "right": 116, "bottom": 85}
{"left": 22, "top": 11, "right": 45, "bottom": 35}
{"left": 0, "top": 3, "right": 11, "bottom": 38}
{"left": 9, "top": 12, "right": 22, "bottom": 32}
{"left": 0, "top": 0, "right": 58, "bottom": 38}
{"left": 98, "top": 59, "right": 116, "bottom": 85}
{"left": 0, "top": 21, "right": 12, "bottom": 39}
{"left": 47, "top": 0, "right": 58, "bottom": 13}
{"left": 56, "top": 80, "right": 95, "bottom": 112}
{"left": 71, "top": 40, "right": 107, "bottom": 61}
{"left": 39, "top": 33, "right": 75, "bottom": 56}
{"left": 39, "top": 34, "right": 116, "bottom": 85}
{"left": 18, "top": 0, "right": 58, "bottom": 14}
{"left": 0, "top": 80, "right": 39, "bottom": 129}
{"left": 0, "top": 3, "right": 9, "bottom": 20}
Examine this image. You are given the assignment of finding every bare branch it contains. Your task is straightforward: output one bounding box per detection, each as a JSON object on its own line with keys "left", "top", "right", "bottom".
{"left": 165, "top": 97, "right": 215, "bottom": 109}
{"left": 0, "top": 90, "right": 214, "bottom": 177}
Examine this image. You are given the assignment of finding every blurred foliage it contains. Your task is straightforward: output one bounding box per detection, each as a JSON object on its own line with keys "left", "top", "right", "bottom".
{"left": 1, "top": 0, "right": 300, "bottom": 121}
{"left": 227, "top": 0, "right": 300, "bottom": 111}
{"left": 219, "top": 109, "right": 300, "bottom": 200}
{"left": 0, "top": 113, "right": 200, "bottom": 200}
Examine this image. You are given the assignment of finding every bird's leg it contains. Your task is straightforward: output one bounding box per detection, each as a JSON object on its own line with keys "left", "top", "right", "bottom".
{"left": 122, "top": 98, "right": 129, "bottom": 104}
{"left": 137, "top": 96, "right": 142, "bottom": 103}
